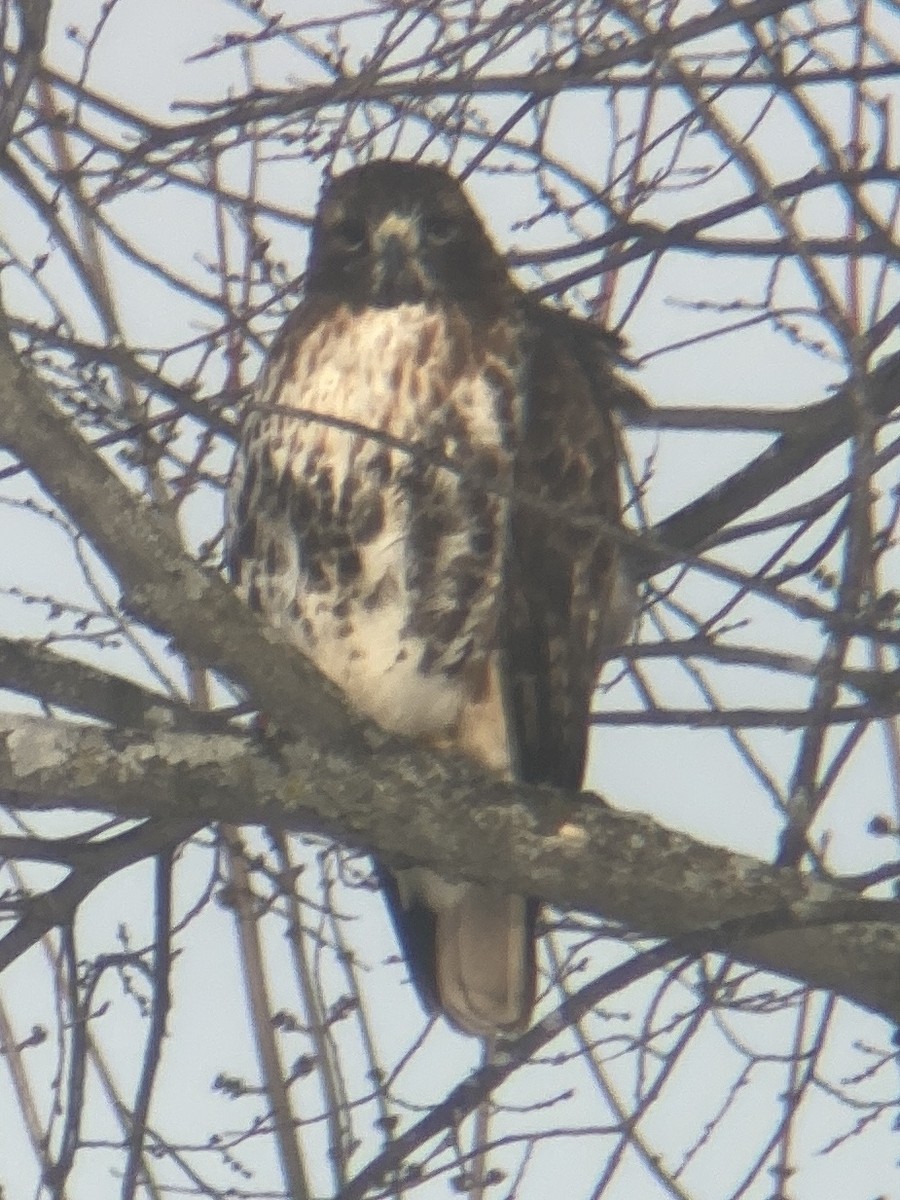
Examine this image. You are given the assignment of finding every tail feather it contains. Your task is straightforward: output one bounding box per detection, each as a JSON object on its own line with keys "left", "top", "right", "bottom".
{"left": 386, "top": 867, "right": 535, "bottom": 1037}
{"left": 434, "top": 884, "right": 534, "bottom": 1036}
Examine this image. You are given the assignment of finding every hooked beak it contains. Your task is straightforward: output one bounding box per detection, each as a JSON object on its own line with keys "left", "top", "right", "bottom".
{"left": 378, "top": 234, "right": 409, "bottom": 286}
{"left": 371, "top": 215, "right": 428, "bottom": 305}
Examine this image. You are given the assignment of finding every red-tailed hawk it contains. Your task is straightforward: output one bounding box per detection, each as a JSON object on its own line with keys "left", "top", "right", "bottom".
{"left": 226, "top": 160, "right": 638, "bottom": 1037}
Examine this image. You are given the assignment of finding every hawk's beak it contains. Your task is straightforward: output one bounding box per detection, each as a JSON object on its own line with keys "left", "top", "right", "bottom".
{"left": 372, "top": 215, "right": 427, "bottom": 304}
{"left": 378, "top": 234, "right": 409, "bottom": 285}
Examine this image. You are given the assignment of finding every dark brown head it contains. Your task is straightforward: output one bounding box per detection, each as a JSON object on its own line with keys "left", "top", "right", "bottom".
{"left": 304, "top": 160, "right": 511, "bottom": 312}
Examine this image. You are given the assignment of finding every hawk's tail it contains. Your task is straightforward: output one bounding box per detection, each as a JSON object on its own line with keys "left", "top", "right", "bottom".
{"left": 385, "top": 868, "right": 536, "bottom": 1037}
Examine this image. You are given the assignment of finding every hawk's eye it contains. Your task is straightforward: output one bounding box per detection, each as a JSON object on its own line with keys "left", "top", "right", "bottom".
{"left": 424, "top": 214, "right": 456, "bottom": 245}
{"left": 332, "top": 219, "right": 367, "bottom": 252}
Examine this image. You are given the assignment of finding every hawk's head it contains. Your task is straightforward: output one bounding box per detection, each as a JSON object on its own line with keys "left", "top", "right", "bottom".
{"left": 305, "top": 160, "right": 510, "bottom": 311}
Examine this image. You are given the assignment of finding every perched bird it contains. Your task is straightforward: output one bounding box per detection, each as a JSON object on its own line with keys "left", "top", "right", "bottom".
{"left": 225, "top": 160, "right": 640, "bottom": 1037}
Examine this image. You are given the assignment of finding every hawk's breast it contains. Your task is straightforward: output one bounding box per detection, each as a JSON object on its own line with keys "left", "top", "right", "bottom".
{"left": 228, "top": 302, "right": 524, "bottom": 742}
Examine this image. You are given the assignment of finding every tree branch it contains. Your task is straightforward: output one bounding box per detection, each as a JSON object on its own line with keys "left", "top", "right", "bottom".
{"left": 0, "top": 811, "right": 200, "bottom": 972}
{"left": 630, "top": 348, "right": 900, "bottom": 577}
{"left": 125, "top": 0, "right": 813, "bottom": 159}
{"left": 1, "top": 715, "right": 897, "bottom": 1022}
{"left": 0, "top": 0, "right": 50, "bottom": 153}
{"left": 0, "top": 636, "right": 218, "bottom": 729}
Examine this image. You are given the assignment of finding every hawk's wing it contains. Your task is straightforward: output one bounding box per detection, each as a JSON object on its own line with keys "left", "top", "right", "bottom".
{"left": 502, "top": 303, "right": 632, "bottom": 791}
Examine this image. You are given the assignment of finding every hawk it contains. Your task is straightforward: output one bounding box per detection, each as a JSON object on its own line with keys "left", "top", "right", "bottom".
{"left": 226, "top": 160, "right": 639, "bottom": 1037}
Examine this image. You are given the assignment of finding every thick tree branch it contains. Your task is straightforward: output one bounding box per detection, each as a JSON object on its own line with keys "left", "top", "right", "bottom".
{"left": 1, "top": 715, "right": 897, "bottom": 1022}
{"left": 0, "top": 636, "right": 218, "bottom": 729}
